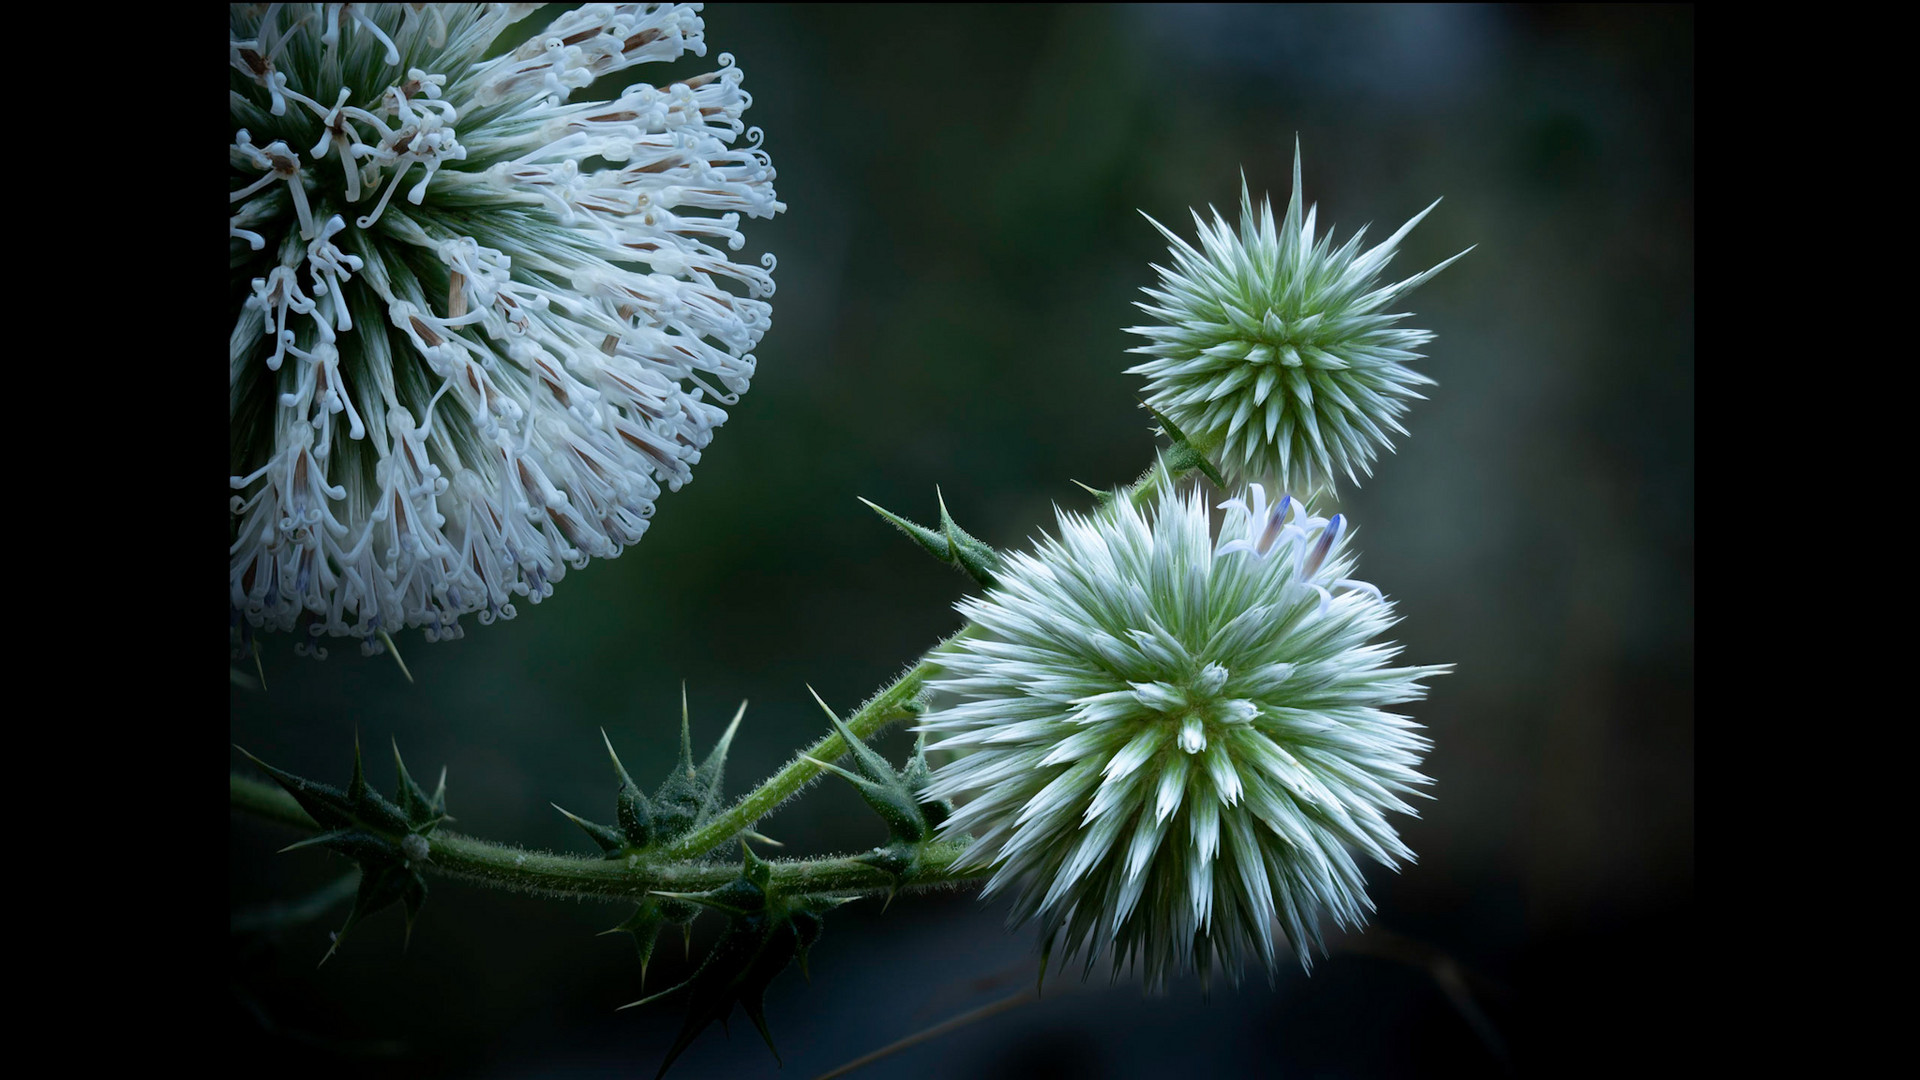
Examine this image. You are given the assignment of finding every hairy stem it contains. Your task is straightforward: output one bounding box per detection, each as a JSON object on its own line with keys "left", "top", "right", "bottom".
{"left": 660, "top": 638, "right": 963, "bottom": 860}
{"left": 1128, "top": 462, "right": 1172, "bottom": 509}
{"left": 230, "top": 468, "right": 1187, "bottom": 907}
{"left": 232, "top": 773, "right": 984, "bottom": 901}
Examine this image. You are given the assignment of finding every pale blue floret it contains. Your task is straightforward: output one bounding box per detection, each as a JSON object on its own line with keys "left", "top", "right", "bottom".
{"left": 1217, "top": 486, "right": 1386, "bottom": 616}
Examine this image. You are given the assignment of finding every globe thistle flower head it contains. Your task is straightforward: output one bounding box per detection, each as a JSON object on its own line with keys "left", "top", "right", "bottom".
{"left": 1126, "top": 145, "right": 1469, "bottom": 497}
{"left": 229, "top": 4, "right": 784, "bottom": 658}
{"left": 920, "top": 482, "right": 1446, "bottom": 987}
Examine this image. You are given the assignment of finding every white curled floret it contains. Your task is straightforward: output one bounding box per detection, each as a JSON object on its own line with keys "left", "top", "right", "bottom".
{"left": 304, "top": 215, "right": 364, "bottom": 333}
{"left": 321, "top": 3, "right": 401, "bottom": 65}
{"left": 232, "top": 131, "right": 315, "bottom": 241}
{"left": 306, "top": 88, "right": 369, "bottom": 201}
{"left": 354, "top": 74, "right": 467, "bottom": 228}
{"left": 244, "top": 264, "right": 316, "bottom": 372}
{"left": 230, "top": 8, "right": 312, "bottom": 115}
{"left": 230, "top": 4, "right": 784, "bottom": 655}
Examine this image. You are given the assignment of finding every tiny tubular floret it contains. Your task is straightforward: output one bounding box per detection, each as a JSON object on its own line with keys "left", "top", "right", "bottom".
{"left": 229, "top": 4, "right": 786, "bottom": 659}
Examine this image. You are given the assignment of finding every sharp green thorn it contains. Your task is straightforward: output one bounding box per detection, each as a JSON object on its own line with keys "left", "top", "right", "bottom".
{"left": 719, "top": 699, "right": 747, "bottom": 749}
{"left": 349, "top": 730, "right": 367, "bottom": 800}
{"left": 805, "top": 684, "right": 844, "bottom": 731}
{"left": 1069, "top": 478, "right": 1103, "bottom": 497}
{"left": 812, "top": 689, "right": 853, "bottom": 740}
{"left": 856, "top": 496, "right": 907, "bottom": 532}
{"left": 808, "top": 757, "right": 897, "bottom": 803}
{"left": 252, "top": 641, "right": 268, "bottom": 691}
{"left": 601, "top": 728, "right": 633, "bottom": 787}
{"left": 742, "top": 829, "right": 782, "bottom": 847}
{"left": 377, "top": 629, "right": 413, "bottom": 683}
{"left": 698, "top": 699, "right": 747, "bottom": 779}
{"left": 859, "top": 495, "right": 955, "bottom": 562}
{"left": 620, "top": 981, "right": 685, "bottom": 1010}
{"left": 1194, "top": 455, "right": 1228, "bottom": 489}
{"left": 678, "top": 681, "right": 695, "bottom": 774}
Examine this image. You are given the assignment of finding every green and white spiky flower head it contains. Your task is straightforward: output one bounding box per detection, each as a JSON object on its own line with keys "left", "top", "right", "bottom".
{"left": 230, "top": 4, "right": 783, "bottom": 658}
{"left": 1127, "top": 146, "right": 1468, "bottom": 496}
{"left": 920, "top": 479, "right": 1447, "bottom": 987}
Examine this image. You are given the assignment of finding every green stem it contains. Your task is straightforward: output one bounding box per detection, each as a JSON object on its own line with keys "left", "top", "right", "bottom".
{"left": 232, "top": 773, "right": 983, "bottom": 901}
{"left": 658, "top": 629, "right": 969, "bottom": 860}
{"left": 1128, "top": 462, "right": 1172, "bottom": 510}
{"left": 230, "top": 467, "right": 1190, "bottom": 906}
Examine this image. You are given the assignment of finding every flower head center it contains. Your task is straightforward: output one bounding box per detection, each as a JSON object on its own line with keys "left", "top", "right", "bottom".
{"left": 1128, "top": 664, "right": 1256, "bottom": 755}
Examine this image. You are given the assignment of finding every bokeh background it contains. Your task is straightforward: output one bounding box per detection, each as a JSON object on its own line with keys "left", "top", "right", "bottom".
{"left": 231, "top": 4, "right": 1693, "bottom": 1076}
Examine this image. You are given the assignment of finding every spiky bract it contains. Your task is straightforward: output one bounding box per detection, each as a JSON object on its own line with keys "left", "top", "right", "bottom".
{"left": 1127, "top": 147, "right": 1467, "bottom": 496}
{"left": 921, "top": 485, "right": 1446, "bottom": 987}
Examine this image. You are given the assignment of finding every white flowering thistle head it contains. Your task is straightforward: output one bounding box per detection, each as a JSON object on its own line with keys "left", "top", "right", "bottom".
{"left": 1127, "top": 146, "right": 1469, "bottom": 496}
{"left": 229, "top": 4, "right": 783, "bottom": 657}
{"left": 920, "top": 478, "right": 1447, "bottom": 987}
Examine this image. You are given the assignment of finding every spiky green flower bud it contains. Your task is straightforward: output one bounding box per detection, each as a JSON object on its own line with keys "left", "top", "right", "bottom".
{"left": 921, "top": 482, "right": 1448, "bottom": 987}
{"left": 229, "top": 4, "right": 783, "bottom": 657}
{"left": 1126, "top": 146, "right": 1469, "bottom": 495}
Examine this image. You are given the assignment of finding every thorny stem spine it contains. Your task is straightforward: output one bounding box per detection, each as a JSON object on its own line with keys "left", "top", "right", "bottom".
{"left": 228, "top": 632, "right": 982, "bottom": 902}
{"left": 230, "top": 473, "right": 1175, "bottom": 904}
{"left": 659, "top": 644, "right": 960, "bottom": 861}
{"left": 231, "top": 773, "right": 982, "bottom": 901}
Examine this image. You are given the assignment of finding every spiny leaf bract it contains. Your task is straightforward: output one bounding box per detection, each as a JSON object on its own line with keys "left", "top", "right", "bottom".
{"left": 605, "top": 898, "right": 671, "bottom": 985}
{"left": 804, "top": 687, "right": 933, "bottom": 845}
{"left": 805, "top": 693, "right": 955, "bottom": 901}
{"left": 570, "top": 694, "right": 752, "bottom": 1007}
{"left": 859, "top": 488, "right": 1003, "bottom": 588}
{"left": 1140, "top": 399, "right": 1229, "bottom": 488}
{"left": 567, "top": 696, "right": 749, "bottom": 859}
{"left": 235, "top": 738, "right": 448, "bottom": 961}
{"left": 628, "top": 844, "right": 849, "bottom": 1079}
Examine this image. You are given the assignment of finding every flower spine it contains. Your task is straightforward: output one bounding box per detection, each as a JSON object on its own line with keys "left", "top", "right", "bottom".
{"left": 229, "top": 4, "right": 784, "bottom": 656}
{"left": 1127, "top": 145, "right": 1469, "bottom": 496}
{"left": 921, "top": 482, "right": 1446, "bottom": 986}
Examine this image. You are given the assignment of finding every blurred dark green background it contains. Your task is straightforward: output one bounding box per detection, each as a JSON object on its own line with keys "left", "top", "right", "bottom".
{"left": 231, "top": 4, "right": 1692, "bottom": 1076}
